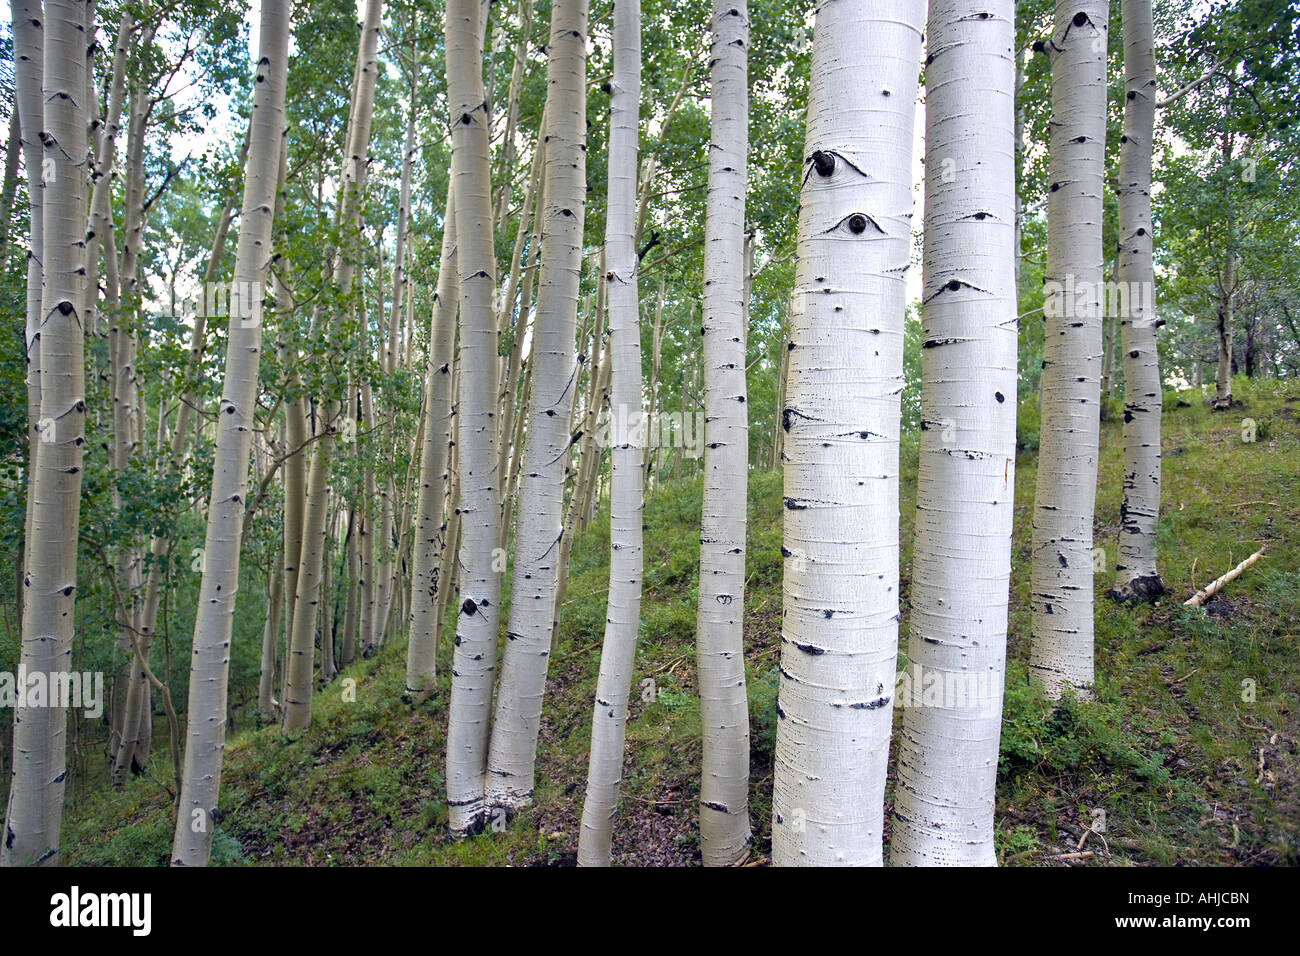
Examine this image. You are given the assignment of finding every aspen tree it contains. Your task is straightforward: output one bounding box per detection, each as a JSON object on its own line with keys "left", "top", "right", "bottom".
{"left": 694, "top": 0, "right": 752, "bottom": 867}
{"left": 485, "top": 0, "right": 588, "bottom": 816}
{"left": 1027, "top": 1, "right": 1109, "bottom": 699}
{"left": 170, "top": 0, "right": 290, "bottom": 866}
{"left": 1110, "top": 0, "right": 1164, "bottom": 602}
{"left": 282, "top": 0, "right": 383, "bottom": 732}
{"left": 406, "top": 187, "right": 457, "bottom": 693}
{"left": 11, "top": 0, "right": 43, "bottom": 630}
{"left": 444, "top": 0, "right": 503, "bottom": 835}
{"left": 771, "top": 0, "right": 923, "bottom": 867}
{"left": 890, "top": 0, "right": 1017, "bottom": 867}
{"left": 576, "top": 0, "right": 642, "bottom": 867}
{"left": 2, "top": 0, "right": 87, "bottom": 868}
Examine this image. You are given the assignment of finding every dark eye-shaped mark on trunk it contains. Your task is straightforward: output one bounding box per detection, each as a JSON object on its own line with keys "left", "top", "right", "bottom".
{"left": 820, "top": 212, "right": 885, "bottom": 237}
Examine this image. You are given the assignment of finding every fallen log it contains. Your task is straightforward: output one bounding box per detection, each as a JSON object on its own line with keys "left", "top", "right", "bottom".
{"left": 1185, "top": 547, "right": 1267, "bottom": 607}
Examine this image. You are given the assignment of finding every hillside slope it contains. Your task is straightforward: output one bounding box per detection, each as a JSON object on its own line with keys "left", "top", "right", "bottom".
{"left": 64, "top": 379, "right": 1300, "bottom": 865}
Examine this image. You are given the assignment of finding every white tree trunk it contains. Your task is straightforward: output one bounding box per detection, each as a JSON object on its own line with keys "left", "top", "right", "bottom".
{"left": 406, "top": 187, "right": 458, "bottom": 693}
{"left": 445, "top": 0, "right": 503, "bottom": 836}
{"left": 282, "top": 0, "right": 382, "bottom": 732}
{"left": 889, "top": 0, "right": 1017, "bottom": 867}
{"left": 1, "top": 0, "right": 86, "bottom": 868}
{"left": 170, "top": 0, "right": 290, "bottom": 866}
{"left": 695, "top": 0, "right": 751, "bottom": 867}
{"left": 771, "top": 0, "right": 923, "bottom": 867}
{"left": 11, "top": 0, "right": 43, "bottom": 637}
{"left": 1110, "top": 0, "right": 1164, "bottom": 602}
{"left": 1027, "top": 1, "right": 1109, "bottom": 700}
{"left": 576, "top": 0, "right": 641, "bottom": 867}
{"left": 485, "top": 0, "right": 588, "bottom": 816}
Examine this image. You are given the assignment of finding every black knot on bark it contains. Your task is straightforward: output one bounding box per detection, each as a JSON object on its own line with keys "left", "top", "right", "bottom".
{"left": 1073, "top": 11, "right": 1089, "bottom": 26}
{"left": 848, "top": 214, "right": 867, "bottom": 234}
{"left": 810, "top": 150, "right": 834, "bottom": 177}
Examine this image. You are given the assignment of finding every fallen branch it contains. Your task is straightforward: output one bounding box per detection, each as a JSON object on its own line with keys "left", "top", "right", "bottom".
{"left": 1185, "top": 547, "right": 1266, "bottom": 607}
{"left": 1050, "top": 851, "right": 1094, "bottom": 861}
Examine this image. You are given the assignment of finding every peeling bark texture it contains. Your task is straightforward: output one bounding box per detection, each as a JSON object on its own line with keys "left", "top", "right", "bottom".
{"left": 406, "top": 186, "right": 457, "bottom": 693}
{"left": 2, "top": 0, "right": 87, "bottom": 868}
{"left": 889, "top": 0, "right": 1017, "bottom": 868}
{"left": 1110, "top": 0, "right": 1163, "bottom": 603}
{"left": 1027, "top": 0, "right": 1108, "bottom": 700}
{"left": 487, "top": 0, "right": 587, "bottom": 817}
{"left": 695, "top": 0, "right": 751, "bottom": 868}
{"left": 576, "top": 0, "right": 641, "bottom": 868}
{"left": 170, "top": 0, "right": 289, "bottom": 867}
{"left": 445, "top": 0, "right": 503, "bottom": 837}
{"left": 771, "top": 0, "right": 923, "bottom": 867}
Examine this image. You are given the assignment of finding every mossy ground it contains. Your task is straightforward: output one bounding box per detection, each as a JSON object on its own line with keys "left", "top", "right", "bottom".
{"left": 63, "top": 377, "right": 1299, "bottom": 866}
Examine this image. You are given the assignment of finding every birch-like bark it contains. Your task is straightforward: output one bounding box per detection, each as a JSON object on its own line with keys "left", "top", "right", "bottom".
{"left": 889, "top": 0, "right": 1017, "bottom": 867}
{"left": 367, "top": 71, "right": 419, "bottom": 652}
{"left": 359, "top": 380, "right": 380, "bottom": 652}
{"left": 1, "top": 0, "right": 86, "bottom": 868}
{"left": 770, "top": 309, "right": 790, "bottom": 469}
{"left": 694, "top": 0, "right": 751, "bottom": 867}
{"left": 85, "top": 11, "right": 130, "bottom": 343}
{"left": 319, "top": 507, "right": 337, "bottom": 681}
{"left": 341, "top": 508, "right": 359, "bottom": 667}
{"left": 643, "top": 273, "right": 666, "bottom": 477}
{"left": 445, "top": 0, "right": 503, "bottom": 835}
{"left": 1027, "top": 1, "right": 1109, "bottom": 700}
{"left": 406, "top": 187, "right": 458, "bottom": 693}
{"left": 283, "top": 0, "right": 382, "bottom": 732}
{"left": 500, "top": 275, "right": 535, "bottom": 539}
{"left": 1109, "top": 0, "right": 1164, "bottom": 602}
{"left": 494, "top": 109, "right": 547, "bottom": 523}
{"left": 170, "top": 0, "right": 289, "bottom": 866}
{"left": 281, "top": 392, "right": 308, "bottom": 651}
{"left": 0, "top": 110, "right": 20, "bottom": 259}
{"left": 1013, "top": 45, "right": 1026, "bottom": 294}
{"left": 493, "top": 0, "right": 533, "bottom": 224}
{"left": 552, "top": 336, "right": 608, "bottom": 650}
{"left": 771, "top": 0, "right": 922, "bottom": 867}
{"left": 11, "top": 0, "right": 43, "bottom": 631}
{"left": 484, "top": 0, "right": 587, "bottom": 815}
{"left": 258, "top": 548, "right": 284, "bottom": 721}
{"left": 576, "top": 0, "right": 642, "bottom": 867}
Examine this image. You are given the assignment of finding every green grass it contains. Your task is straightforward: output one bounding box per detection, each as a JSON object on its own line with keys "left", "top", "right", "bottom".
{"left": 62, "top": 375, "right": 1300, "bottom": 866}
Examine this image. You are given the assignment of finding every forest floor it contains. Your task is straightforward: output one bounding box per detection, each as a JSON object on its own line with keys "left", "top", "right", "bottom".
{"left": 64, "top": 378, "right": 1300, "bottom": 866}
